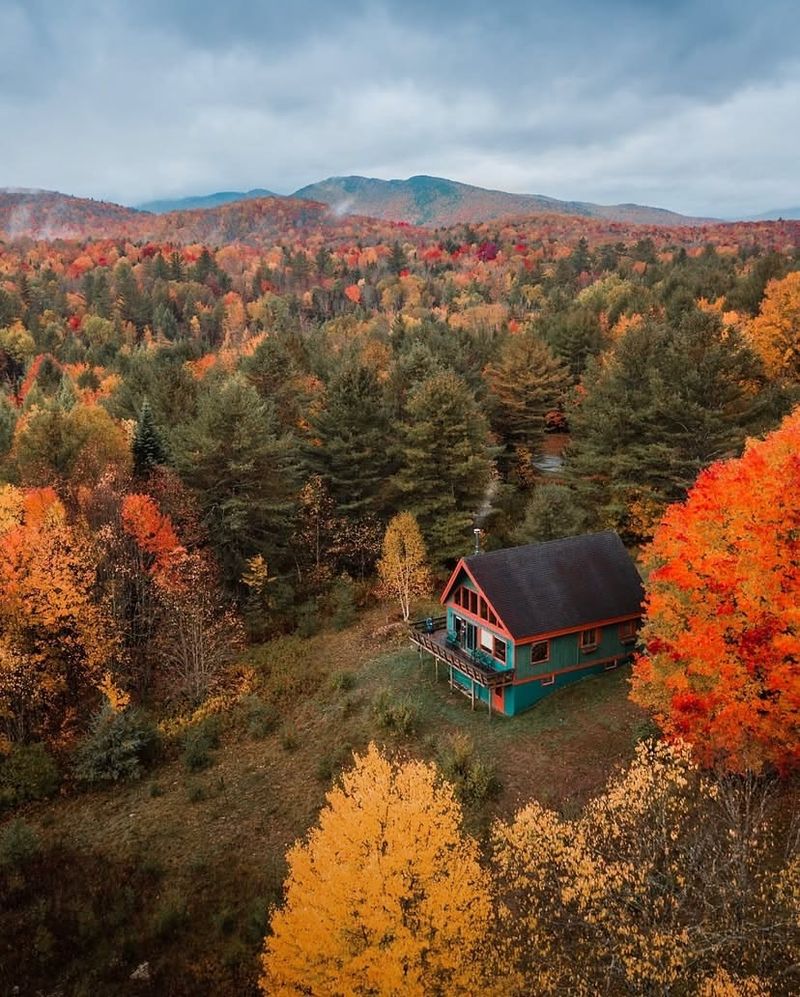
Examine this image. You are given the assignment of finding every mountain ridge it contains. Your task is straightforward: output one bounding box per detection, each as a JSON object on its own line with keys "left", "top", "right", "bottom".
{"left": 124, "top": 174, "right": 718, "bottom": 227}
{"left": 290, "top": 174, "right": 718, "bottom": 227}
{"left": 136, "top": 188, "right": 278, "bottom": 214}
{"left": 3, "top": 184, "right": 798, "bottom": 248}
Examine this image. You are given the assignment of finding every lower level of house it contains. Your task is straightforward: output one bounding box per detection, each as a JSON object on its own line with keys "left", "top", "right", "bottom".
{"left": 409, "top": 615, "right": 638, "bottom": 717}
{"left": 448, "top": 652, "right": 633, "bottom": 716}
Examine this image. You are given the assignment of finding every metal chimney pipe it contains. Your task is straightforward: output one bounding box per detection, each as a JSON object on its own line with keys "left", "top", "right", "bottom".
{"left": 473, "top": 527, "right": 482, "bottom": 555}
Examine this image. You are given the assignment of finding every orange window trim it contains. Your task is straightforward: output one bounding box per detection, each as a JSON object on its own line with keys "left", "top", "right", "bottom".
{"left": 441, "top": 563, "right": 513, "bottom": 640}
{"left": 580, "top": 627, "right": 599, "bottom": 649}
{"left": 530, "top": 639, "right": 550, "bottom": 664}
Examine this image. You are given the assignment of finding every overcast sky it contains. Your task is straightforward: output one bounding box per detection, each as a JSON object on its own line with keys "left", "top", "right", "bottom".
{"left": 1, "top": 0, "right": 798, "bottom": 216}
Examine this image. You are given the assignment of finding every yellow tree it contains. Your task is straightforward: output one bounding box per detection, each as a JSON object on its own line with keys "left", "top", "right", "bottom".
{"left": 377, "top": 512, "right": 432, "bottom": 621}
{"left": 491, "top": 739, "right": 800, "bottom": 994}
{"left": 261, "top": 743, "right": 493, "bottom": 996}
{"left": 747, "top": 271, "right": 800, "bottom": 381}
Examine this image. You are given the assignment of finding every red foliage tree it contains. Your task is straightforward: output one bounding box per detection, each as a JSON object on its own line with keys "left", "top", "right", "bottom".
{"left": 631, "top": 407, "right": 800, "bottom": 774}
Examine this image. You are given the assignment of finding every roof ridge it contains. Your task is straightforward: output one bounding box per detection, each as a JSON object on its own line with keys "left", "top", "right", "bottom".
{"left": 465, "top": 529, "right": 619, "bottom": 562}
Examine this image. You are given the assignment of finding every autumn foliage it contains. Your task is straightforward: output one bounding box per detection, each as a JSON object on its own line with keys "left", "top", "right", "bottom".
{"left": 263, "top": 741, "right": 799, "bottom": 995}
{"left": 632, "top": 406, "right": 800, "bottom": 773}
{"left": 0, "top": 485, "right": 117, "bottom": 744}
{"left": 376, "top": 512, "right": 431, "bottom": 621}
{"left": 747, "top": 271, "right": 800, "bottom": 381}
{"left": 121, "top": 493, "right": 185, "bottom": 589}
{"left": 261, "top": 743, "right": 493, "bottom": 996}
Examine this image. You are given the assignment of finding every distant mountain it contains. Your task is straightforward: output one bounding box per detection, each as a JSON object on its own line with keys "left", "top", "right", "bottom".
{"left": 136, "top": 188, "right": 278, "bottom": 214}
{"left": 0, "top": 188, "right": 145, "bottom": 240}
{"left": 290, "top": 175, "right": 715, "bottom": 227}
{"left": 5, "top": 184, "right": 797, "bottom": 249}
{"left": 746, "top": 207, "right": 800, "bottom": 221}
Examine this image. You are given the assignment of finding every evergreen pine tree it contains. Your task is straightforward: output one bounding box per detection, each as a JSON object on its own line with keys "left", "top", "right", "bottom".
{"left": 241, "top": 334, "right": 304, "bottom": 428}
{"left": 484, "top": 332, "right": 570, "bottom": 450}
{"left": 132, "top": 399, "right": 168, "bottom": 478}
{"left": 538, "top": 306, "right": 606, "bottom": 379}
{"left": 174, "top": 375, "right": 300, "bottom": 590}
{"left": 395, "top": 371, "right": 493, "bottom": 564}
{"left": 307, "top": 361, "right": 392, "bottom": 518}
{"left": 566, "top": 310, "right": 784, "bottom": 541}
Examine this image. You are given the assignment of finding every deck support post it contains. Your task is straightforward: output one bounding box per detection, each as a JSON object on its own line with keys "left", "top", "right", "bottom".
{"left": 470, "top": 676, "right": 475, "bottom": 711}
{"left": 488, "top": 691, "right": 492, "bottom": 718}
{"left": 434, "top": 656, "right": 439, "bottom": 682}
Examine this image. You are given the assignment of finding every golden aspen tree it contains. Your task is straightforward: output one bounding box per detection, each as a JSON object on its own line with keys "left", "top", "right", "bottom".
{"left": 377, "top": 512, "right": 432, "bottom": 621}
{"left": 261, "top": 743, "right": 494, "bottom": 996}
{"left": 747, "top": 271, "right": 800, "bottom": 381}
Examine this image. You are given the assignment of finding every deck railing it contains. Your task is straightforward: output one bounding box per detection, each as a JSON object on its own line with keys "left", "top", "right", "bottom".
{"left": 409, "top": 621, "right": 514, "bottom": 690}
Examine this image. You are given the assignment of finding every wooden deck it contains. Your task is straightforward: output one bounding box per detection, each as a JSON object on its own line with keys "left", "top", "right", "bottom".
{"left": 409, "top": 617, "right": 514, "bottom": 716}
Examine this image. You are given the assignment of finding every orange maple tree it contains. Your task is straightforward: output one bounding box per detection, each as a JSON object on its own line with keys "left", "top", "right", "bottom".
{"left": 631, "top": 407, "right": 800, "bottom": 773}
{"left": 120, "top": 493, "right": 185, "bottom": 590}
{"left": 0, "top": 485, "right": 118, "bottom": 744}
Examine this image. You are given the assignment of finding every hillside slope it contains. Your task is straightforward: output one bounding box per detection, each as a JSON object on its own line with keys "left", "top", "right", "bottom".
{"left": 0, "top": 189, "right": 146, "bottom": 240}
{"left": 136, "top": 188, "right": 279, "bottom": 214}
{"left": 291, "top": 174, "right": 714, "bottom": 227}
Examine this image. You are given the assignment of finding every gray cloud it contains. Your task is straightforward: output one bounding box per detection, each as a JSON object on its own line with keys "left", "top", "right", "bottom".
{"left": 0, "top": 0, "right": 798, "bottom": 217}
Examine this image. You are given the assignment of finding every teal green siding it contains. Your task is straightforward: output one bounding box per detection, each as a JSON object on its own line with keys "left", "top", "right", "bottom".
{"left": 508, "top": 624, "right": 635, "bottom": 715}
{"left": 443, "top": 567, "right": 638, "bottom": 717}
{"left": 506, "top": 659, "right": 614, "bottom": 713}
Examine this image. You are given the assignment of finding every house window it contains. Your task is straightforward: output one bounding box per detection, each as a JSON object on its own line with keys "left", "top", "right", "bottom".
{"left": 530, "top": 641, "right": 549, "bottom": 664}
{"left": 580, "top": 628, "right": 600, "bottom": 651}
{"left": 480, "top": 628, "right": 493, "bottom": 651}
{"left": 619, "top": 619, "right": 638, "bottom": 643}
{"left": 541, "top": 674, "right": 555, "bottom": 686}
{"left": 479, "top": 597, "right": 488, "bottom": 620}
{"left": 469, "top": 590, "right": 478, "bottom": 615}
{"left": 493, "top": 637, "right": 507, "bottom": 663}
{"left": 487, "top": 608, "right": 498, "bottom": 626}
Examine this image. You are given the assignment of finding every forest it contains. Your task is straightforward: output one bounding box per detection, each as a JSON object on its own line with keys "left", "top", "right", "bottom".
{"left": 1, "top": 199, "right": 800, "bottom": 994}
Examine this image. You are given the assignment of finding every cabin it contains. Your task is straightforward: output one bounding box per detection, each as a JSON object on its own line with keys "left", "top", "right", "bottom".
{"left": 409, "top": 531, "right": 644, "bottom": 717}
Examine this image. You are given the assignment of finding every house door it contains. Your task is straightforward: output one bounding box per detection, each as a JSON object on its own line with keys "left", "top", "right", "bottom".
{"left": 454, "top": 616, "right": 464, "bottom": 643}
{"left": 492, "top": 685, "right": 505, "bottom": 715}
{"left": 465, "top": 622, "right": 477, "bottom": 651}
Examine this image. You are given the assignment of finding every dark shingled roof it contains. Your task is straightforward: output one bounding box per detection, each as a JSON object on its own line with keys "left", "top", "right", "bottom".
{"left": 460, "top": 531, "right": 644, "bottom": 640}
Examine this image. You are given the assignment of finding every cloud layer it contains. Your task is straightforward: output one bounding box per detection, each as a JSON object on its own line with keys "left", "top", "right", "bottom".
{"left": 1, "top": 0, "right": 798, "bottom": 216}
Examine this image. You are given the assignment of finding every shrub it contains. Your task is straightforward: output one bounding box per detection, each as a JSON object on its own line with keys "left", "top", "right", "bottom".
{"left": 152, "top": 896, "right": 188, "bottom": 940}
{"left": 316, "top": 744, "right": 354, "bottom": 783}
{"left": 241, "top": 695, "right": 279, "bottom": 739}
{"left": 329, "top": 671, "right": 356, "bottom": 693}
{"left": 280, "top": 723, "right": 299, "bottom": 752}
{"left": 437, "top": 733, "right": 500, "bottom": 804}
{"left": 0, "top": 742, "right": 59, "bottom": 809}
{"left": 256, "top": 637, "right": 320, "bottom": 702}
{"left": 372, "top": 689, "right": 418, "bottom": 735}
{"left": 295, "top": 599, "right": 320, "bottom": 638}
{"left": 328, "top": 577, "right": 356, "bottom": 631}
{"left": 631, "top": 717, "right": 662, "bottom": 746}
{"left": 187, "top": 782, "right": 207, "bottom": 803}
{"left": 181, "top": 716, "right": 221, "bottom": 772}
{"left": 74, "top": 705, "right": 160, "bottom": 784}
{"left": 0, "top": 818, "right": 39, "bottom": 867}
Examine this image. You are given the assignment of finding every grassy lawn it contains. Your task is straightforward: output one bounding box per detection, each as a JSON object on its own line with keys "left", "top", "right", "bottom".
{"left": 1, "top": 608, "right": 648, "bottom": 995}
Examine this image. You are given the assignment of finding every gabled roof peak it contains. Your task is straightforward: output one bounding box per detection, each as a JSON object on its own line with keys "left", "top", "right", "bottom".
{"left": 446, "top": 531, "right": 643, "bottom": 640}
